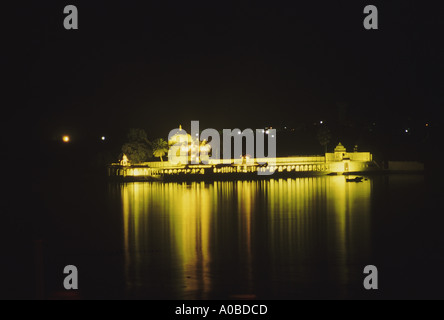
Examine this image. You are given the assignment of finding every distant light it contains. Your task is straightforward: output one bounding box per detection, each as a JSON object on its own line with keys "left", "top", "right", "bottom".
{"left": 101, "top": 136, "right": 106, "bottom": 141}
{"left": 271, "top": 135, "right": 275, "bottom": 138}
{"left": 405, "top": 129, "right": 409, "bottom": 133}
{"left": 426, "top": 123, "right": 429, "bottom": 127}
{"left": 238, "top": 131, "right": 241, "bottom": 135}
{"left": 320, "top": 121, "right": 323, "bottom": 124}
{"left": 62, "top": 136, "right": 70, "bottom": 143}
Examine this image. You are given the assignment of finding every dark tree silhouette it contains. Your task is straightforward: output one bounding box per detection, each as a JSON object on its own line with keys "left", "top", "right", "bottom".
{"left": 121, "top": 128, "right": 152, "bottom": 164}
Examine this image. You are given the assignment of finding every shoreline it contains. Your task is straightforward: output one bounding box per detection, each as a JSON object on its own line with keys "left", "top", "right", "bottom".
{"left": 107, "top": 168, "right": 425, "bottom": 183}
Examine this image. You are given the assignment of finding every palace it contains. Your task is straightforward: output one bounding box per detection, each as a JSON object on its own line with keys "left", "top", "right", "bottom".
{"left": 108, "top": 143, "right": 398, "bottom": 182}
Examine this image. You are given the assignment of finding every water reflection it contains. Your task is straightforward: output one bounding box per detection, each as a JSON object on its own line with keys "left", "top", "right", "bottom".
{"left": 121, "top": 176, "right": 372, "bottom": 299}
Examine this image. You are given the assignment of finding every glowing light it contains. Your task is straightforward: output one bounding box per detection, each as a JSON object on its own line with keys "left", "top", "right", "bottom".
{"left": 62, "top": 136, "right": 70, "bottom": 143}
{"left": 101, "top": 136, "right": 106, "bottom": 141}
{"left": 320, "top": 121, "right": 323, "bottom": 124}
{"left": 426, "top": 123, "right": 429, "bottom": 127}
{"left": 121, "top": 154, "right": 129, "bottom": 166}
{"left": 200, "top": 145, "right": 210, "bottom": 152}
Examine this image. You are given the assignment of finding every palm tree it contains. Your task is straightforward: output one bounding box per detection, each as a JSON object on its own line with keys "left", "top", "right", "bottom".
{"left": 152, "top": 138, "right": 169, "bottom": 162}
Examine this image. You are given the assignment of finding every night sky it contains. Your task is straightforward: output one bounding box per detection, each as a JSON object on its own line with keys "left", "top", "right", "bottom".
{"left": 7, "top": 1, "right": 444, "bottom": 147}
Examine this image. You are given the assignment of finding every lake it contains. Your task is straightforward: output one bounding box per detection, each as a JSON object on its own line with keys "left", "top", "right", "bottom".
{"left": 4, "top": 174, "right": 444, "bottom": 299}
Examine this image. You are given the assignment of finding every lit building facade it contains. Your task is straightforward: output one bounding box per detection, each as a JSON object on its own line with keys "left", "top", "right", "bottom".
{"left": 109, "top": 143, "right": 384, "bottom": 181}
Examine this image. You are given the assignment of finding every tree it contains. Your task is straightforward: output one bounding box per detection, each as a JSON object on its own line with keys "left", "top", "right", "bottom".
{"left": 152, "top": 138, "right": 169, "bottom": 162}
{"left": 121, "top": 128, "right": 152, "bottom": 164}
{"left": 317, "top": 125, "right": 332, "bottom": 154}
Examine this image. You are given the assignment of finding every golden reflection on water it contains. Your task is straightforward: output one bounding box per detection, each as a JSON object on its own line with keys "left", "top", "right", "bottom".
{"left": 121, "top": 176, "right": 372, "bottom": 299}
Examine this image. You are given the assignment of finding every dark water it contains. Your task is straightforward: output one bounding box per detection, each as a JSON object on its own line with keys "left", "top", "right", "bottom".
{"left": 4, "top": 175, "right": 444, "bottom": 299}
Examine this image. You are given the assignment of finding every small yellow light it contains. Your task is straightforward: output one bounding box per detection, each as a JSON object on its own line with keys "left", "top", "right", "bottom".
{"left": 63, "top": 136, "right": 70, "bottom": 143}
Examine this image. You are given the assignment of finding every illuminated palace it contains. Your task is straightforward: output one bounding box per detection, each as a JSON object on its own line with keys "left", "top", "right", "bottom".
{"left": 107, "top": 141, "right": 393, "bottom": 181}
